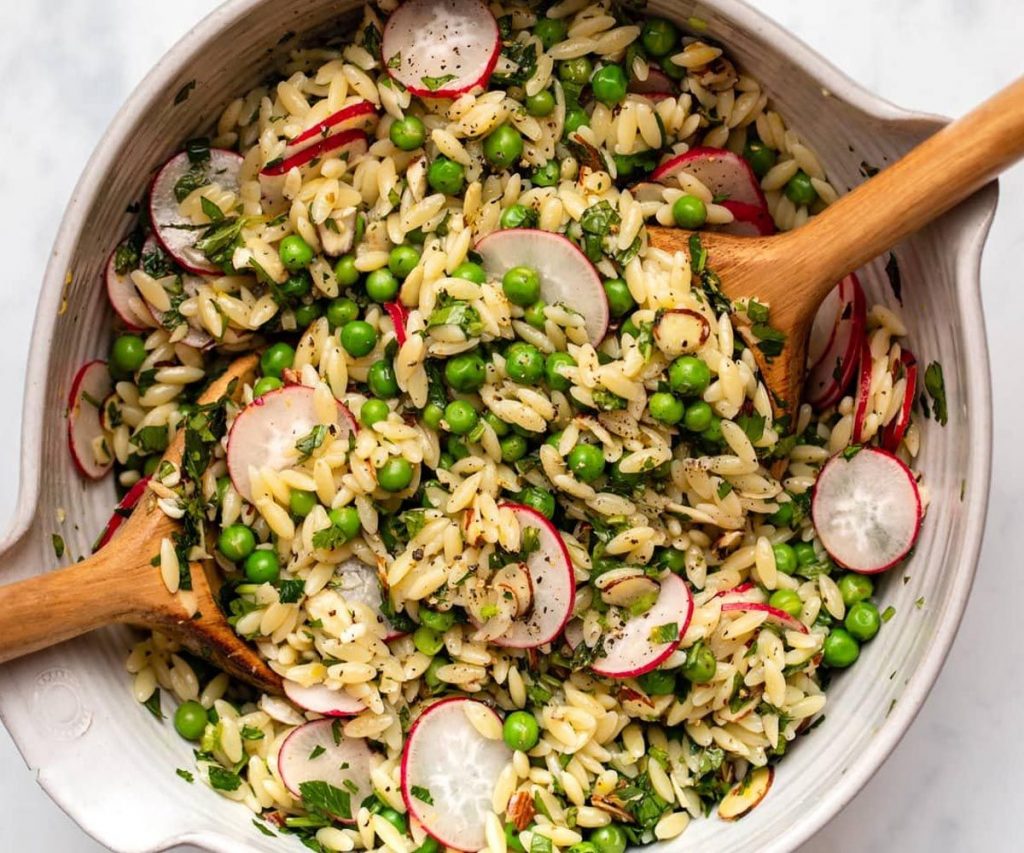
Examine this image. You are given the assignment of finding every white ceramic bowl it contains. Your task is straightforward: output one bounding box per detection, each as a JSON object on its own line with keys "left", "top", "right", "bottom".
{"left": 0, "top": 1, "right": 995, "bottom": 851}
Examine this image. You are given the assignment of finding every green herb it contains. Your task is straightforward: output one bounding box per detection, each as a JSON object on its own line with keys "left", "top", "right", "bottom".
{"left": 312, "top": 525, "right": 348, "bottom": 551}
{"left": 751, "top": 323, "right": 786, "bottom": 359}
{"left": 278, "top": 579, "right": 306, "bottom": 604}
{"left": 491, "top": 41, "right": 538, "bottom": 87}
{"left": 736, "top": 413, "right": 765, "bottom": 443}
{"left": 174, "top": 164, "right": 210, "bottom": 204}
{"left": 411, "top": 785, "right": 434, "bottom": 805}
{"left": 296, "top": 424, "right": 328, "bottom": 462}
{"left": 521, "top": 526, "right": 540, "bottom": 555}
{"left": 185, "top": 137, "right": 210, "bottom": 164}
{"left": 745, "top": 300, "right": 769, "bottom": 324}
{"left": 331, "top": 718, "right": 342, "bottom": 745}
{"left": 360, "top": 21, "right": 382, "bottom": 57}
{"left": 427, "top": 301, "right": 483, "bottom": 337}
{"left": 209, "top": 766, "right": 242, "bottom": 791}
{"left": 649, "top": 622, "right": 678, "bottom": 644}
{"left": 613, "top": 235, "right": 643, "bottom": 267}
{"left": 176, "top": 768, "right": 194, "bottom": 783}
{"left": 915, "top": 596, "right": 925, "bottom": 609}
{"left": 569, "top": 634, "right": 605, "bottom": 670}
{"left": 387, "top": 52, "right": 402, "bottom": 70}
{"left": 201, "top": 196, "right": 225, "bottom": 222}
{"left": 530, "top": 836, "right": 553, "bottom": 853}
{"left": 134, "top": 425, "right": 169, "bottom": 454}
{"left": 52, "top": 534, "right": 65, "bottom": 559}
{"left": 881, "top": 605, "right": 896, "bottom": 622}
{"left": 251, "top": 819, "right": 276, "bottom": 837}
{"left": 309, "top": 745, "right": 326, "bottom": 760}
{"left": 579, "top": 200, "right": 621, "bottom": 263}
{"left": 842, "top": 444, "right": 863, "bottom": 460}
{"left": 299, "top": 780, "right": 352, "bottom": 822}
{"left": 716, "top": 481, "right": 733, "bottom": 499}
{"left": 241, "top": 725, "right": 265, "bottom": 741}
{"left": 885, "top": 254, "right": 903, "bottom": 304}
{"left": 592, "top": 387, "right": 627, "bottom": 411}
{"left": 634, "top": 321, "right": 655, "bottom": 361}
{"left": 195, "top": 216, "right": 258, "bottom": 269}
{"left": 113, "top": 234, "right": 142, "bottom": 275}
{"left": 688, "top": 233, "right": 708, "bottom": 274}
{"left": 924, "top": 361, "right": 948, "bottom": 426}
{"left": 421, "top": 73, "right": 458, "bottom": 91}
{"left": 143, "top": 689, "right": 164, "bottom": 720}
{"left": 141, "top": 244, "right": 174, "bottom": 278}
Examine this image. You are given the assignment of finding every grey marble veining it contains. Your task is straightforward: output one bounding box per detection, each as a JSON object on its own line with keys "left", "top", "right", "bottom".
{"left": 0, "top": 1, "right": 1021, "bottom": 851}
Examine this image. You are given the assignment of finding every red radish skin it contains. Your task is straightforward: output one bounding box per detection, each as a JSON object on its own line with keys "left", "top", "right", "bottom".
{"left": 282, "top": 681, "right": 365, "bottom": 716}
{"left": 880, "top": 350, "right": 918, "bottom": 452}
{"left": 852, "top": 336, "right": 874, "bottom": 443}
{"left": 401, "top": 697, "right": 512, "bottom": 851}
{"left": 385, "top": 301, "right": 409, "bottom": 346}
{"left": 382, "top": 0, "right": 501, "bottom": 99}
{"left": 714, "top": 582, "right": 765, "bottom": 604}
{"left": 720, "top": 601, "right": 808, "bottom": 633}
{"left": 591, "top": 574, "right": 694, "bottom": 679}
{"left": 811, "top": 447, "right": 922, "bottom": 574}
{"left": 628, "top": 66, "right": 676, "bottom": 97}
{"left": 476, "top": 229, "right": 609, "bottom": 345}
{"left": 720, "top": 200, "right": 776, "bottom": 237}
{"left": 805, "top": 273, "right": 867, "bottom": 410}
{"left": 67, "top": 360, "right": 114, "bottom": 480}
{"left": 261, "top": 129, "right": 368, "bottom": 177}
{"left": 149, "top": 149, "right": 244, "bottom": 275}
{"left": 651, "top": 147, "right": 769, "bottom": 210}
{"left": 284, "top": 101, "right": 379, "bottom": 159}
{"left": 93, "top": 477, "right": 151, "bottom": 551}
{"left": 277, "top": 719, "right": 374, "bottom": 820}
{"left": 106, "top": 244, "right": 156, "bottom": 330}
{"left": 227, "top": 385, "right": 357, "bottom": 503}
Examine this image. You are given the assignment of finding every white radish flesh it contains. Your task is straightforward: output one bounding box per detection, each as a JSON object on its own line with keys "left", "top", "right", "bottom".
{"left": 106, "top": 243, "right": 156, "bottom": 330}
{"left": 651, "top": 147, "right": 768, "bottom": 209}
{"left": 401, "top": 698, "right": 511, "bottom": 851}
{"left": 720, "top": 601, "right": 808, "bottom": 633}
{"left": 881, "top": 351, "right": 918, "bottom": 452}
{"left": 285, "top": 101, "right": 379, "bottom": 159}
{"left": 475, "top": 228, "right": 609, "bottom": 345}
{"left": 805, "top": 273, "right": 866, "bottom": 410}
{"left": 283, "top": 681, "right": 365, "bottom": 717}
{"left": 68, "top": 360, "right": 114, "bottom": 480}
{"left": 811, "top": 447, "right": 922, "bottom": 574}
{"left": 332, "top": 557, "right": 403, "bottom": 640}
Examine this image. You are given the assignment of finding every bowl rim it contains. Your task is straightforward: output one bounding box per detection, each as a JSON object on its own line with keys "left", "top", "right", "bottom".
{"left": 0, "top": 0, "right": 996, "bottom": 851}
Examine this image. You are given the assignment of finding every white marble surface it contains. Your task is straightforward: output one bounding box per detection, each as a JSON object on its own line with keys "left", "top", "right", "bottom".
{"left": 0, "top": 1, "right": 1021, "bottom": 850}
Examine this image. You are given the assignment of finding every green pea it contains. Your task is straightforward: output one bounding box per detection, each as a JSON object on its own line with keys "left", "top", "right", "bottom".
{"left": 483, "top": 125, "right": 524, "bottom": 170}
{"left": 567, "top": 443, "right": 605, "bottom": 483}
{"left": 822, "top": 628, "right": 860, "bottom": 668}
{"left": 660, "top": 55, "right": 687, "bottom": 81}
{"left": 217, "top": 524, "right": 256, "bottom": 562}
{"left": 683, "top": 400, "right": 713, "bottom": 432}
{"left": 484, "top": 412, "right": 509, "bottom": 437}
{"left": 280, "top": 271, "right": 311, "bottom": 300}
{"left": 590, "top": 825, "right": 627, "bottom": 853}
{"left": 444, "top": 352, "right": 486, "bottom": 392}
{"left": 340, "top": 320, "right": 378, "bottom": 358}
{"left": 648, "top": 391, "right": 685, "bottom": 425}
{"left": 260, "top": 342, "right": 296, "bottom": 379}
{"left": 682, "top": 641, "right": 717, "bottom": 683}
{"left": 638, "top": 668, "right": 676, "bottom": 696}
{"left": 641, "top": 17, "right": 679, "bottom": 57}
{"left": 111, "top": 334, "right": 147, "bottom": 373}
{"left": 444, "top": 400, "right": 479, "bottom": 435}
{"left": 591, "top": 64, "right": 628, "bottom": 106}
{"left": 333, "top": 254, "right": 360, "bottom": 287}
{"left": 377, "top": 808, "right": 408, "bottom": 834}
{"left": 326, "top": 297, "right": 359, "bottom": 329}
{"left": 531, "top": 160, "right": 561, "bottom": 189}
{"left": 568, "top": 844, "right": 599, "bottom": 853}
{"left": 620, "top": 318, "right": 640, "bottom": 340}
{"left": 414, "top": 838, "right": 441, "bottom": 853}
{"left": 360, "top": 398, "right": 390, "bottom": 428}
{"left": 451, "top": 261, "right": 486, "bottom": 284}
{"left": 502, "top": 711, "right": 540, "bottom": 751}
{"left": 427, "top": 156, "right": 466, "bottom": 195}
{"left": 656, "top": 547, "right": 686, "bottom": 573}
{"left": 838, "top": 573, "right": 874, "bottom": 607}
{"left": 793, "top": 541, "right": 817, "bottom": 566}
{"left": 377, "top": 457, "right": 413, "bottom": 492}
{"left": 368, "top": 359, "right": 400, "bottom": 399}
{"left": 289, "top": 490, "right": 318, "bottom": 518}
{"left": 668, "top": 356, "right": 711, "bottom": 397}
{"left": 768, "top": 500, "right": 795, "bottom": 528}
{"left": 768, "top": 589, "right": 803, "bottom": 618}
{"left": 500, "top": 434, "right": 528, "bottom": 463}
{"left": 743, "top": 138, "right": 778, "bottom": 178}
{"left": 525, "top": 89, "right": 555, "bottom": 117}
{"left": 845, "top": 601, "right": 881, "bottom": 642}
{"left": 420, "top": 608, "right": 456, "bottom": 633}
{"left": 252, "top": 376, "right": 282, "bottom": 398}
{"left": 559, "top": 57, "right": 593, "bottom": 85}
{"left": 533, "top": 17, "right": 567, "bottom": 50}
{"left": 365, "top": 268, "right": 399, "bottom": 303}
{"left": 524, "top": 301, "right": 547, "bottom": 328}
{"left": 785, "top": 170, "right": 818, "bottom": 206}
{"left": 502, "top": 266, "right": 541, "bottom": 307}
{"left": 772, "top": 543, "right": 797, "bottom": 575}
{"left": 422, "top": 403, "right": 444, "bottom": 430}
{"left": 413, "top": 625, "right": 445, "bottom": 656}
{"left": 446, "top": 436, "right": 469, "bottom": 461}
{"left": 437, "top": 452, "right": 455, "bottom": 470}
{"left": 563, "top": 107, "right": 590, "bottom": 135}
{"left": 278, "top": 234, "right": 314, "bottom": 272}
{"left": 328, "top": 506, "right": 361, "bottom": 541}
{"left": 173, "top": 700, "right": 208, "bottom": 741}
{"left": 672, "top": 194, "right": 708, "bottom": 229}
{"left": 389, "top": 114, "right": 426, "bottom": 151}
{"left": 424, "top": 655, "right": 448, "bottom": 689}
{"left": 602, "top": 278, "right": 634, "bottom": 318}
{"left": 544, "top": 352, "right": 576, "bottom": 392}
{"left": 518, "top": 486, "right": 555, "bottom": 519}
{"left": 500, "top": 204, "right": 533, "bottom": 229}
{"left": 702, "top": 416, "right": 724, "bottom": 443}
{"left": 505, "top": 342, "right": 545, "bottom": 384}
{"left": 293, "top": 302, "right": 322, "bottom": 327}
{"left": 244, "top": 549, "right": 280, "bottom": 584}
{"left": 388, "top": 244, "right": 421, "bottom": 279}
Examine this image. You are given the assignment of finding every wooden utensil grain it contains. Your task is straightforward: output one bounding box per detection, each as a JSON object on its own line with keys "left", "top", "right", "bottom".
{"left": 0, "top": 353, "right": 282, "bottom": 694}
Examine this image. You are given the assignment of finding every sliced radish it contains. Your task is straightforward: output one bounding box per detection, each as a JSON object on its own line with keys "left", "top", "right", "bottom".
{"left": 333, "top": 557, "right": 403, "bottom": 641}
{"left": 227, "top": 385, "right": 357, "bottom": 503}
{"left": 401, "top": 698, "right": 512, "bottom": 851}
{"left": 261, "top": 129, "right": 369, "bottom": 178}
{"left": 720, "top": 601, "right": 808, "bottom": 633}
{"left": 476, "top": 229, "right": 608, "bottom": 345}
{"left": 68, "top": 360, "right": 114, "bottom": 480}
{"left": 384, "top": 301, "right": 409, "bottom": 347}
{"left": 480, "top": 503, "right": 576, "bottom": 649}
{"left": 284, "top": 101, "right": 379, "bottom": 159}
{"left": 807, "top": 282, "right": 843, "bottom": 367}
{"left": 147, "top": 265, "right": 215, "bottom": 349}
{"left": 628, "top": 66, "right": 676, "bottom": 98}
{"left": 811, "top": 447, "right": 922, "bottom": 574}
{"left": 382, "top": 0, "right": 501, "bottom": 99}
{"left": 106, "top": 242, "right": 157, "bottom": 330}
{"left": 149, "top": 149, "right": 244, "bottom": 275}
{"left": 805, "top": 273, "right": 866, "bottom": 410}
{"left": 720, "top": 200, "right": 776, "bottom": 237}
{"left": 651, "top": 147, "right": 768, "bottom": 210}
{"left": 714, "top": 582, "right": 764, "bottom": 604}
{"left": 283, "top": 681, "right": 365, "bottom": 717}
{"left": 277, "top": 719, "right": 374, "bottom": 821}
{"left": 94, "top": 476, "right": 151, "bottom": 551}
{"left": 880, "top": 350, "right": 918, "bottom": 452}
{"left": 851, "top": 336, "right": 874, "bottom": 443}
{"left": 591, "top": 573, "right": 693, "bottom": 679}
{"left": 632, "top": 181, "right": 665, "bottom": 204}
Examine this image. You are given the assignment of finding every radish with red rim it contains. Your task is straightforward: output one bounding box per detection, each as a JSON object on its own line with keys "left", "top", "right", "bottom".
{"left": 880, "top": 350, "right": 918, "bottom": 452}
{"left": 106, "top": 243, "right": 157, "bottom": 330}
{"left": 149, "top": 149, "right": 243, "bottom": 275}
{"left": 475, "top": 229, "right": 609, "bottom": 345}
{"left": 93, "top": 477, "right": 151, "bottom": 551}
{"left": 68, "top": 360, "right": 114, "bottom": 480}
{"left": 261, "top": 129, "right": 368, "bottom": 178}
{"left": 384, "top": 301, "right": 409, "bottom": 346}
{"left": 852, "top": 336, "right": 874, "bottom": 443}
{"left": 720, "top": 601, "right": 808, "bottom": 633}
{"left": 382, "top": 0, "right": 501, "bottom": 99}
{"left": 720, "top": 200, "right": 776, "bottom": 237}
{"left": 591, "top": 573, "right": 693, "bottom": 679}
{"left": 811, "top": 447, "right": 922, "bottom": 574}
{"left": 277, "top": 719, "right": 374, "bottom": 821}
{"left": 805, "top": 273, "right": 866, "bottom": 410}
{"left": 714, "top": 582, "right": 765, "bottom": 604}
{"left": 331, "top": 557, "right": 404, "bottom": 641}
{"left": 401, "top": 697, "right": 511, "bottom": 851}
{"left": 284, "top": 101, "right": 378, "bottom": 159}
{"left": 651, "top": 147, "right": 769, "bottom": 210}
{"left": 227, "top": 385, "right": 357, "bottom": 503}
{"left": 282, "top": 681, "right": 365, "bottom": 717}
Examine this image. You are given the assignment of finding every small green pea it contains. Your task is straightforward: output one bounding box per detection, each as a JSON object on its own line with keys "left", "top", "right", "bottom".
{"left": 360, "top": 398, "right": 390, "bottom": 428}
{"left": 544, "top": 352, "right": 576, "bottom": 392}
{"left": 772, "top": 543, "right": 798, "bottom": 575}
{"left": 244, "top": 549, "right": 280, "bottom": 584}
{"left": 525, "top": 89, "right": 555, "bottom": 117}
{"left": 419, "top": 608, "right": 456, "bottom": 633}
{"left": 743, "top": 138, "right": 778, "bottom": 178}
{"left": 451, "top": 261, "right": 486, "bottom": 284}
{"left": 518, "top": 486, "right": 555, "bottom": 519}
{"left": 638, "top": 668, "right": 676, "bottom": 696}
{"left": 524, "top": 301, "right": 547, "bottom": 329}
{"left": 328, "top": 506, "right": 361, "bottom": 541}
{"left": 367, "top": 359, "right": 400, "bottom": 399}
{"left": 444, "top": 352, "right": 486, "bottom": 392}
{"left": 427, "top": 156, "right": 466, "bottom": 195}
{"left": 682, "top": 641, "right": 717, "bottom": 683}
{"left": 505, "top": 342, "right": 545, "bottom": 385}
{"left": 421, "top": 403, "right": 444, "bottom": 430}
{"left": 173, "top": 700, "right": 208, "bottom": 741}
{"left": 620, "top": 318, "right": 640, "bottom": 340}
{"left": 793, "top": 541, "right": 817, "bottom": 566}
{"left": 660, "top": 55, "right": 687, "bottom": 81}
{"left": 656, "top": 547, "right": 686, "bottom": 573}
{"left": 446, "top": 436, "right": 469, "bottom": 461}
{"left": 365, "top": 268, "right": 399, "bottom": 303}
{"left": 502, "top": 266, "right": 541, "bottom": 307}
{"left": 278, "top": 234, "right": 314, "bottom": 272}
{"left": 260, "top": 342, "right": 296, "bottom": 379}
{"left": 567, "top": 443, "right": 605, "bottom": 483}
{"left": 602, "top": 278, "right": 635, "bottom": 318}
{"left": 483, "top": 125, "right": 524, "bottom": 170}
{"left": 340, "top": 320, "right": 378, "bottom": 358}
{"left": 253, "top": 376, "right": 282, "bottom": 398}
{"left": 502, "top": 711, "right": 540, "bottom": 751}
{"left": 500, "top": 434, "right": 528, "bottom": 463}
{"left": 845, "top": 601, "right": 881, "bottom": 642}
{"left": 702, "top": 416, "right": 724, "bottom": 443}
{"left": 217, "top": 524, "right": 256, "bottom": 562}
{"left": 785, "top": 170, "right": 818, "bottom": 206}
{"left": 377, "top": 457, "right": 413, "bottom": 492}
{"left": 768, "top": 500, "right": 795, "bottom": 528}
{"left": 641, "top": 17, "right": 679, "bottom": 57}
{"left": 414, "top": 838, "right": 442, "bottom": 853}
{"left": 111, "top": 334, "right": 147, "bottom": 373}
{"left": 389, "top": 114, "right": 426, "bottom": 151}
{"left": 591, "top": 64, "right": 628, "bottom": 106}
{"left": 668, "top": 356, "right": 711, "bottom": 397}
{"left": 683, "top": 400, "right": 713, "bottom": 432}
{"left": 326, "top": 297, "right": 359, "bottom": 329}
{"left": 424, "top": 655, "right": 448, "bottom": 689}
{"left": 377, "top": 808, "right": 408, "bottom": 834}
{"left": 413, "top": 625, "right": 445, "bottom": 656}
{"left": 533, "top": 17, "right": 567, "bottom": 50}
{"left": 333, "top": 254, "right": 360, "bottom": 287}
{"left": 532, "top": 160, "right": 561, "bottom": 188}
{"left": 769, "top": 589, "right": 803, "bottom": 618}
{"left": 388, "top": 244, "right": 421, "bottom": 279}
{"left": 444, "top": 400, "right": 479, "bottom": 435}
{"left": 822, "top": 628, "right": 860, "bottom": 668}
{"left": 500, "top": 204, "right": 533, "bottom": 229}
{"left": 484, "top": 411, "right": 509, "bottom": 437}
{"left": 563, "top": 107, "right": 590, "bottom": 135}
{"left": 293, "top": 302, "right": 322, "bottom": 328}
{"left": 280, "top": 271, "right": 311, "bottom": 300}
{"left": 568, "top": 844, "right": 599, "bottom": 853}
{"left": 590, "top": 825, "right": 627, "bottom": 853}
{"left": 289, "top": 490, "right": 318, "bottom": 518}
{"left": 559, "top": 57, "right": 593, "bottom": 85}
{"left": 672, "top": 194, "right": 708, "bottom": 229}
{"left": 648, "top": 391, "right": 685, "bottom": 425}
{"left": 838, "top": 573, "right": 874, "bottom": 607}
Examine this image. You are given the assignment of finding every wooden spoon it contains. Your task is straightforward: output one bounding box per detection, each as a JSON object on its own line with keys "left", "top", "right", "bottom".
{"left": 0, "top": 353, "right": 283, "bottom": 694}
{"left": 646, "top": 76, "right": 1024, "bottom": 422}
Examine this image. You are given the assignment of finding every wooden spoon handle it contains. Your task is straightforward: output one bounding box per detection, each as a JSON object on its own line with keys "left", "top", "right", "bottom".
{"left": 794, "top": 76, "right": 1024, "bottom": 286}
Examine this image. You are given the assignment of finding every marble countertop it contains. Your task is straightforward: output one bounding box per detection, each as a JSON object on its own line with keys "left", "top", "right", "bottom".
{"left": 0, "top": 1, "right": 1021, "bottom": 850}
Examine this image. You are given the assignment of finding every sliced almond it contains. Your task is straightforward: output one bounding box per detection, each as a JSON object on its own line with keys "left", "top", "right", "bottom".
{"left": 654, "top": 309, "right": 710, "bottom": 358}
{"left": 718, "top": 765, "right": 774, "bottom": 821}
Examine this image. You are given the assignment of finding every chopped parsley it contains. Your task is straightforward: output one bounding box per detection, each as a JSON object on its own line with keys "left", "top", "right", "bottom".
{"left": 208, "top": 766, "right": 242, "bottom": 792}
{"left": 278, "top": 579, "right": 306, "bottom": 604}
{"left": 299, "top": 780, "right": 352, "bottom": 821}
{"left": 649, "top": 622, "right": 678, "bottom": 644}
{"left": 295, "top": 424, "right": 328, "bottom": 462}
{"left": 251, "top": 819, "right": 276, "bottom": 838}
{"left": 143, "top": 689, "right": 164, "bottom": 720}
{"left": 133, "top": 425, "right": 170, "bottom": 454}
{"left": 492, "top": 40, "right": 538, "bottom": 88}
{"left": 427, "top": 301, "right": 483, "bottom": 337}
{"left": 312, "top": 525, "right": 349, "bottom": 551}
{"left": 176, "top": 768, "right": 194, "bottom": 783}
{"left": 421, "top": 73, "right": 457, "bottom": 91}
{"left": 924, "top": 361, "right": 948, "bottom": 426}
{"left": 241, "top": 725, "right": 265, "bottom": 741}
{"left": 51, "top": 534, "right": 65, "bottom": 559}
{"left": 309, "top": 745, "right": 326, "bottom": 760}
{"left": 881, "top": 605, "right": 896, "bottom": 622}
{"left": 411, "top": 785, "right": 434, "bottom": 805}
